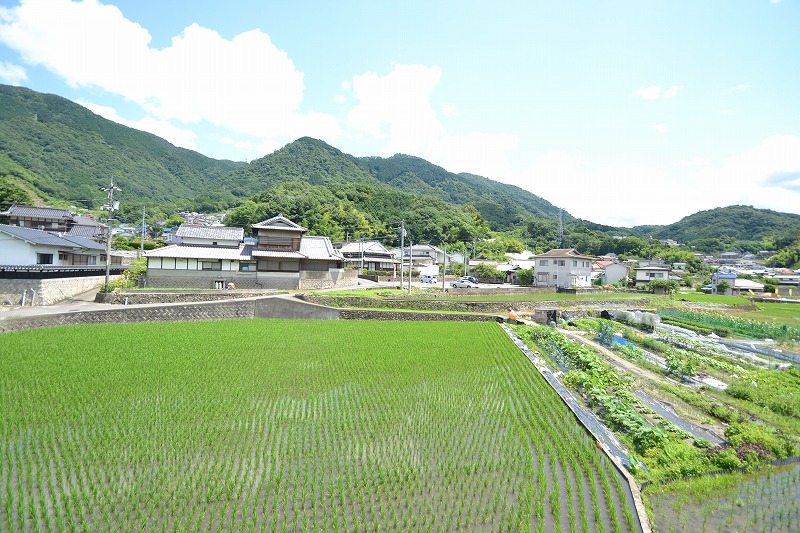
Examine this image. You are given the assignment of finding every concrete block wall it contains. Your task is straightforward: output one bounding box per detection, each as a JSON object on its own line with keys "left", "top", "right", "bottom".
{"left": 0, "top": 275, "right": 116, "bottom": 306}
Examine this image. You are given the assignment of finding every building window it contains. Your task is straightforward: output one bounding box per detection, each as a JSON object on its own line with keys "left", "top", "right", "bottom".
{"left": 37, "top": 253, "right": 53, "bottom": 265}
{"left": 239, "top": 262, "right": 256, "bottom": 272}
{"left": 202, "top": 260, "right": 222, "bottom": 271}
{"left": 539, "top": 260, "right": 548, "bottom": 266}
{"left": 537, "top": 272, "right": 548, "bottom": 282}
{"left": 258, "top": 260, "right": 300, "bottom": 272}
{"left": 58, "top": 252, "right": 69, "bottom": 261}
{"left": 88, "top": 256, "right": 97, "bottom": 265}
{"left": 212, "top": 241, "right": 218, "bottom": 246}
{"left": 553, "top": 274, "right": 558, "bottom": 279}
{"left": 556, "top": 260, "right": 565, "bottom": 266}
{"left": 572, "top": 260, "right": 578, "bottom": 267}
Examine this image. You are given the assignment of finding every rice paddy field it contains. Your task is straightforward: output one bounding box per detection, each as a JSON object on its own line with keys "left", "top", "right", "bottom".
{"left": 646, "top": 463, "right": 800, "bottom": 532}
{"left": 0, "top": 320, "right": 639, "bottom": 532}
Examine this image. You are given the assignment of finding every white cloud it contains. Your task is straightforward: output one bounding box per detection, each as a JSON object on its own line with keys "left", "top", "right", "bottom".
{"left": 654, "top": 124, "right": 669, "bottom": 133}
{"left": 345, "top": 64, "right": 444, "bottom": 154}
{"left": 0, "top": 0, "right": 339, "bottom": 149}
{"left": 503, "top": 135, "right": 800, "bottom": 227}
{"left": 441, "top": 103, "right": 458, "bottom": 117}
{"left": 636, "top": 85, "right": 682, "bottom": 100}
{"left": 635, "top": 86, "right": 661, "bottom": 100}
{"left": 426, "top": 131, "right": 518, "bottom": 179}
{"left": 734, "top": 82, "right": 750, "bottom": 91}
{"left": 79, "top": 100, "right": 199, "bottom": 151}
{"left": 675, "top": 156, "right": 709, "bottom": 168}
{"left": 663, "top": 85, "right": 682, "bottom": 98}
{"left": 0, "top": 60, "right": 27, "bottom": 84}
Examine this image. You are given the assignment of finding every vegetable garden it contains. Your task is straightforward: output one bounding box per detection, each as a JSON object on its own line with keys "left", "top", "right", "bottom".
{"left": 0, "top": 320, "right": 639, "bottom": 532}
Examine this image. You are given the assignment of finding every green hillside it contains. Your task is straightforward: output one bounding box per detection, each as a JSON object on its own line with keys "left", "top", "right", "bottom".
{"left": 630, "top": 205, "right": 800, "bottom": 252}
{"left": 0, "top": 84, "right": 241, "bottom": 209}
{"left": 360, "top": 154, "right": 562, "bottom": 230}
{"left": 2, "top": 85, "right": 799, "bottom": 262}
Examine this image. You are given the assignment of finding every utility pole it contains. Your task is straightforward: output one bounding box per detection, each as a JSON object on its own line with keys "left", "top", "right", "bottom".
{"left": 140, "top": 206, "right": 146, "bottom": 256}
{"left": 360, "top": 236, "right": 365, "bottom": 270}
{"left": 100, "top": 179, "right": 121, "bottom": 292}
{"left": 399, "top": 221, "right": 405, "bottom": 289}
{"left": 407, "top": 238, "right": 412, "bottom": 294}
{"left": 557, "top": 208, "right": 564, "bottom": 248}
{"left": 442, "top": 242, "right": 447, "bottom": 290}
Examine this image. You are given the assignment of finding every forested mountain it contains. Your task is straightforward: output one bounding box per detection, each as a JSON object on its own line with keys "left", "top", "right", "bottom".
{"left": 630, "top": 206, "right": 800, "bottom": 252}
{"left": 0, "top": 84, "right": 241, "bottom": 210}
{"left": 1, "top": 84, "right": 798, "bottom": 266}
{"left": 360, "top": 154, "right": 561, "bottom": 229}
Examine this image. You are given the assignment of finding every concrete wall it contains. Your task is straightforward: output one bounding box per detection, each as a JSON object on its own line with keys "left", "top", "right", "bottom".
{"left": 145, "top": 267, "right": 358, "bottom": 290}
{"left": 0, "top": 275, "right": 118, "bottom": 306}
{"left": 0, "top": 295, "right": 500, "bottom": 333}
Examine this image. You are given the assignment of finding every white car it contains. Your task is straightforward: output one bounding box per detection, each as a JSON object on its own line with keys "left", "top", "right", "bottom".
{"left": 451, "top": 277, "right": 478, "bottom": 288}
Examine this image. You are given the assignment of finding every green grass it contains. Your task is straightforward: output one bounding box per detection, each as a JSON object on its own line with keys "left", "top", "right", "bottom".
{"left": 674, "top": 291, "right": 750, "bottom": 306}
{"left": 0, "top": 320, "right": 637, "bottom": 532}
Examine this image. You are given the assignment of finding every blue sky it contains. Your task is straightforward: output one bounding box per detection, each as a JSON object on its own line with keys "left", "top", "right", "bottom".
{"left": 1, "top": 0, "right": 799, "bottom": 227}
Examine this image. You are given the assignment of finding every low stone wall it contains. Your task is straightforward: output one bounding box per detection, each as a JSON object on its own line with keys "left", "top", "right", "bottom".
{"left": 106, "top": 290, "right": 278, "bottom": 305}
{"left": 340, "top": 310, "right": 498, "bottom": 322}
{"left": 0, "top": 299, "right": 258, "bottom": 333}
{"left": 299, "top": 293, "right": 652, "bottom": 314}
{"left": 0, "top": 275, "right": 119, "bottom": 306}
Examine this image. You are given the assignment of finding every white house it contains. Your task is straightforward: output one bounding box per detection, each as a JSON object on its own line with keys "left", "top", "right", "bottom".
{"left": 145, "top": 215, "right": 352, "bottom": 290}
{"left": 337, "top": 241, "right": 398, "bottom": 271}
{"left": 0, "top": 224, "right": 106, "bottom": 266}
{"left": 593, "top": 261, "right": 629, "bottom": 285}
{"left": 633, "top": 266, "right": 672, "bottom": 287}
{"left": 533, "top": 248, "right": 594, "bottom": 288}
{"left": 712, "top": 272, "right": 765, "bottom": 296}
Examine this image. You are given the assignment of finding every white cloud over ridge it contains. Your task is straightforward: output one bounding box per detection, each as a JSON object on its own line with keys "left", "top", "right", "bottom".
{"left": 79, "top": 100, "right": 199, "bottom": 151}
{"left": 0, "top": 60, "right": 27, "bottom": 84}
{"left": 508, "top": 135, "right": 800, "bottom": 227}
{"left": 0, "top": 0, "right": 339, "bottom": 146}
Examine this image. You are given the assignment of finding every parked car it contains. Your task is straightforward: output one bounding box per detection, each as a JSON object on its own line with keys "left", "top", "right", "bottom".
{"left": 462, "top": 276, "right": 479, "bottom": 284}
{"left": 451, "top": 277, "right": 479, "bottom": 288}
{"left": 420, "top": 275, "right": 438, "bottom": 283}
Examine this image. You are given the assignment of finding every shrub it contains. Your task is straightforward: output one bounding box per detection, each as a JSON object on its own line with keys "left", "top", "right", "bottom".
{"left": 708, "top": 447, "right": 743, "bottom": 470}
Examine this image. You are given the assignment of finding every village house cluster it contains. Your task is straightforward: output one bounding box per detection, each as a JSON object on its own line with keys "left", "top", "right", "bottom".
{"left": 1, "top": 204, "right": 799, "bottom": 298}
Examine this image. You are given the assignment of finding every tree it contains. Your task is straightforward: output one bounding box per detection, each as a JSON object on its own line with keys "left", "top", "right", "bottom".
{"left": 715, "top": 280, "right": 731, "bottom": 295}
{"left": 649, "top": 279, "right": 679, "bottom": 294}
{"left": 0, "top": 177, "right": 33, "bottom": 208}
{"left": 516, "top": 267, "right": 535, "bottom": 286}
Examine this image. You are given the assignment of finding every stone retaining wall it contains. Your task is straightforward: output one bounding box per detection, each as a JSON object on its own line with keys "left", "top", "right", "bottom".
{"left": 0, "top": 275, "right": 119, "bottom": 306}
{"left": 107, "top": 290, "right": 278, "bottom": 305}
{"left": 0, "top": 299, "right": 257, "bottom": 333}
{"left": 339, "top": 310, "right": 498, "bottom": 322}
{"left": 300, "top": 293, "right": 651, "bottom": 314}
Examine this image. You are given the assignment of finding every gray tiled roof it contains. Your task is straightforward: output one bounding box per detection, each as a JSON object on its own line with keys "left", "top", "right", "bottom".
{"left": 301, "top": 236, "right": 344, "bottom": 261}
{"left": 338, "top": 241, "right": 392, "bottom": 255}
{"left": 0, "top": 224, "right": 81, "bottom": 247}
{"left": 175, "top": 225, "right": 244, "bottom": 241}
{"left": 251, "top": 215, "right": 307, "bottom": 232}
{"left": 3, "top": 205, "right": 72, "bottom": 219}
{"left": 146, "top": 244, "right": 251, "bottom": 260}
{"left": 534, "top": 248, "right": 595, "bottom": 260}
{"left": 251, "top": 249, "right": 306, "bottom": 259}
{"left": 59, "top": 235, "right": 106, "bottom": 251}
{"left": 64, "top": 226, "right": 103, "bottom": 239}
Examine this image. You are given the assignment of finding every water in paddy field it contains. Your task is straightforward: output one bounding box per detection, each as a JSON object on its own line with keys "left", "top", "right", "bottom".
{"left": 646, "top": 463, "right": 800, "bottom": 532}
